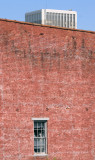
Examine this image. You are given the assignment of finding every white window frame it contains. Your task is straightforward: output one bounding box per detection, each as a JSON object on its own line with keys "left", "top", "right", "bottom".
{"left": 32, "top": 118, "right": 49, "bottom": 157}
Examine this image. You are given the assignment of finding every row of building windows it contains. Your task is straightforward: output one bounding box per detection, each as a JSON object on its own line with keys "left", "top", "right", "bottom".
{"left": 25, "top": 13, "right": 41, "bottom": 24}
{"left": 25, "top": 11, "right": 76, "bottom": 28}
{"left": 46, "top": 12, "right": 75, "bottom": 28}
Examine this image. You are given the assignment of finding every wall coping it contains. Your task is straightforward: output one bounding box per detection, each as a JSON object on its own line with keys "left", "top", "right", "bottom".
{"left": 0, "top": 18, "right": 95, "bottom": 34}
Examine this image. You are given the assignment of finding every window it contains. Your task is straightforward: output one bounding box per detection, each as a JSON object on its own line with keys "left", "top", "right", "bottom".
{"left": 73, "top": 14, "right": 75, "bottom": 27}
{"left": 67, "top": 14, "right": 69, "bottom": 28}
{"left": 70, "top": 14, "right": 72, "bottom": 27}
{"left": 32, "top": 118, "right": 49, "bottom": 156}
{"left": 61, "top": 13, "right": 63, "bottom": 27}
{"left": 58, "top": 13, "right": 60, "bottom": 27}
{"left": 46, "top": 12, "right": 50, "bottom": 25}
{"left": 64, "top": 14, "right": 66, "bottom": 27}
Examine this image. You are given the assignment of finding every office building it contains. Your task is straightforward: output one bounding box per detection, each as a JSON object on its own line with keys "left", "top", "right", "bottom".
{"left": 25, "top": 9, "right": 77, "bottom": 29}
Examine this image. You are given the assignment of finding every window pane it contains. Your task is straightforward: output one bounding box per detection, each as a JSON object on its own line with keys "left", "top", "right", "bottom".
{"left": 70, "top": 14, "right": 72, "bottom": 26}
{"left": 34, "top": 138, "right": 37, "bottom": 146}
{"left": 42, "top": 130, "right": 45, "bottom": 137}
{"left": 38, "top": 129, "right": 42, "bottom": 137}
{"left": 37, "top": 147, "right": 40, "bottom": 153}
{"left": 55, "top": 13, "right": 57, "bottom": 26}
{"left": 73, "top": 14, "right": 75, "bottom": 27}
{"left": 61, "top": 13, "right": 63, "bottom": 27}
{"left": 41, "top": 147, "right": 45, "bottom": 152}
{"left": 38, "top": 138, "right": 41, "bottom": 146}
{"left": 42, "top": 122, "right": 45, "bottom": 129}
{"left": 67, "top": 14, "right": 69, "bottom": 28}
{"left": 34, "top": 122, "right": 37, "bottom": 129}
{"left": 58, "top": 13, "right": 60, "bottom": 26}
{"left": 38, "top": 122, "right": 41, "bottom": 129}
{"left": 34, "top": 129, "right": 37, "bottom": 137}
{"left": 41, "top": 138, "right": 45, "bottom": 146}
{"left": 34, "top": 147, "right": 37, "bottom": 153}
{"left": 64, "top": 14, "right": 66, "bottom": 27}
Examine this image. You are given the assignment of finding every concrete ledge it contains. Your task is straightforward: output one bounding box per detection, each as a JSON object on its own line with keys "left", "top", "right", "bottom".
{"left": 32, "top": 118, "right": 49, "bottom": 120}
{"left": 33, "top": 154, "right": 48, "bottom": 157}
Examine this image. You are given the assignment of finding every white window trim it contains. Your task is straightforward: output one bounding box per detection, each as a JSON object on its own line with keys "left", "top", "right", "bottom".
{"left": 32, "top": 118, "right": 49, "bottom": 121}
{"left": 33, "top": 154, "right": 48, "bottom": 157}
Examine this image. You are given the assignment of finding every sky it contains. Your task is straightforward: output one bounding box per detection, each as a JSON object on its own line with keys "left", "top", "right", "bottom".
{"left": 0, "top": 0, "right": 95, "bottom": 31}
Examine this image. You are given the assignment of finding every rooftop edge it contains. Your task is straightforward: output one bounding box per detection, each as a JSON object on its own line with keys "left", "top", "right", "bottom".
{"left": 0, "top": 18, "right": 95, "bottom": 34}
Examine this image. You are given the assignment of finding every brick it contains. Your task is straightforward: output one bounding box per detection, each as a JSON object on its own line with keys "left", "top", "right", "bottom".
{"left": 0, "top": 18, "right": 95, "bottom": 160}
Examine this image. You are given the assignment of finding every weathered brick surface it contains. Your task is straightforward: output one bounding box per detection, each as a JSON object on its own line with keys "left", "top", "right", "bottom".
{"left": 0, "top": 19, "right": 95, "bottom": 160}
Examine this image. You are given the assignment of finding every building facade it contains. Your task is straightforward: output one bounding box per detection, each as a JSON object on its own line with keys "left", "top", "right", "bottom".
{"left": 0, "top": 18, "right": 95, "bottom": 160}
{"left": 25, "top": 9, "right": 77, "bottom": 29}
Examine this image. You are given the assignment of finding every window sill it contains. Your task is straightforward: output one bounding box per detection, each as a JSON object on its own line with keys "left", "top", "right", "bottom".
{"left": 33, "top": 154, "right": 48, "bottom": 157}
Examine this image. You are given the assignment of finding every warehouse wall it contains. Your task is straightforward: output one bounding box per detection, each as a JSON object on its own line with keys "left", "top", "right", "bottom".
{"left": 0, "top": 19, "right": 95, "bottom": 160}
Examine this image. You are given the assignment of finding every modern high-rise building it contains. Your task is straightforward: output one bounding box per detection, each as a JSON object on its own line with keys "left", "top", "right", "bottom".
{"left": 25, "top": 9, "right": 77, "bottom": 29}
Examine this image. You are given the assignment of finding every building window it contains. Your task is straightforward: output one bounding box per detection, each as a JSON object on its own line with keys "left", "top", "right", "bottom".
{"left": 73, "top": 14, "right": 75, "bottom": 27}
{"left": 61, "top": 13, "right": 63, "bottom": 27}
{"left": 64, "top": 14, "right": 66, "bottom": 27}
{"left": 67, "top": 14, "right": 69, "bottom": 28}
{"left": 32, "top": 118, "right": 49, "bottom": 156}
{"left": 70, "top": 14, "right": 72, "bottom": 27}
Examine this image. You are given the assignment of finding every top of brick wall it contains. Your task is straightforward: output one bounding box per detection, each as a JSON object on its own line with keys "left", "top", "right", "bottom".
{"left": 0, "top": 18, "right": 95, "bottom": 34}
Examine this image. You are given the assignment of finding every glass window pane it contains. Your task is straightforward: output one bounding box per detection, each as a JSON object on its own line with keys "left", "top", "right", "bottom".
{"left": 61, "top": 13, "right": 63, "bottom": 27}
{"left": 58, "top": 13, "right": 60, "bottom": 26}
{"left": 42, "top": 122, "right": 45, "bottom": 129}
{"left": 34, "top": 138, "right": 37, "bottom": 146}
{"left": 55, "top": 13, "right": 57, "bottom": 26}
{"left": 67, "top": 14, "right": 69, "bottom": 28}
{"left": 64, "top": 14, "right": 66, "bottom": 27}
{"left": 34, "top": 122, "right": 37, "bottom": 129}
{"left": 38, "top": 130, "right": 42, "bottom": 137}
{"left": 37, "top": 138, "right": 41, "bottom": 146}
{"left": 34, "top": 129, "right": 37, "bottom": 137}
{"left": 73, "top": 14, "right": 75, "bottom": 27}
{"left": 34, "top": 147, "right": 37, "bottom": 153}
{"left": 37, "top": 148, "right": 40, "bottom": 153}
{"left": 42, "top": 147, "right": 45, "bottom": 152}
{"left": 38, "top": 122, "right": 41, "bottom": 129}
{"left": 42, "top": 130, "right": 45, "bottom": 137}
{"left": 70, "top": 14, "right": 72, "bottom": 27}
{"left": 41, "top": 138, "right": 45, "bottom": 146}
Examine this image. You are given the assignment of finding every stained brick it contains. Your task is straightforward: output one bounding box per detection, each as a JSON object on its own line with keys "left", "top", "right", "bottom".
{"left": 0, "top": 18, "right": 95, "bottom": 160}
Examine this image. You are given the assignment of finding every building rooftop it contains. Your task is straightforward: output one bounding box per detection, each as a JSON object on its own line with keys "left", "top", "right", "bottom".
{"left": 25, "top": 9, "right": 77, "bottom": 14}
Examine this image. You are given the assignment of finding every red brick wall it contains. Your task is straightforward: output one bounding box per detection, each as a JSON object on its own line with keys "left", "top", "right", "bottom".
{"left": 0, "top": 19, "right": 95, "bottom": 160}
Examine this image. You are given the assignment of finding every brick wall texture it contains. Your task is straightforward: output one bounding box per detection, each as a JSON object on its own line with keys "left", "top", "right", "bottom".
{"left": 0, "top": 19, "right": 95, "bottom": 160}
